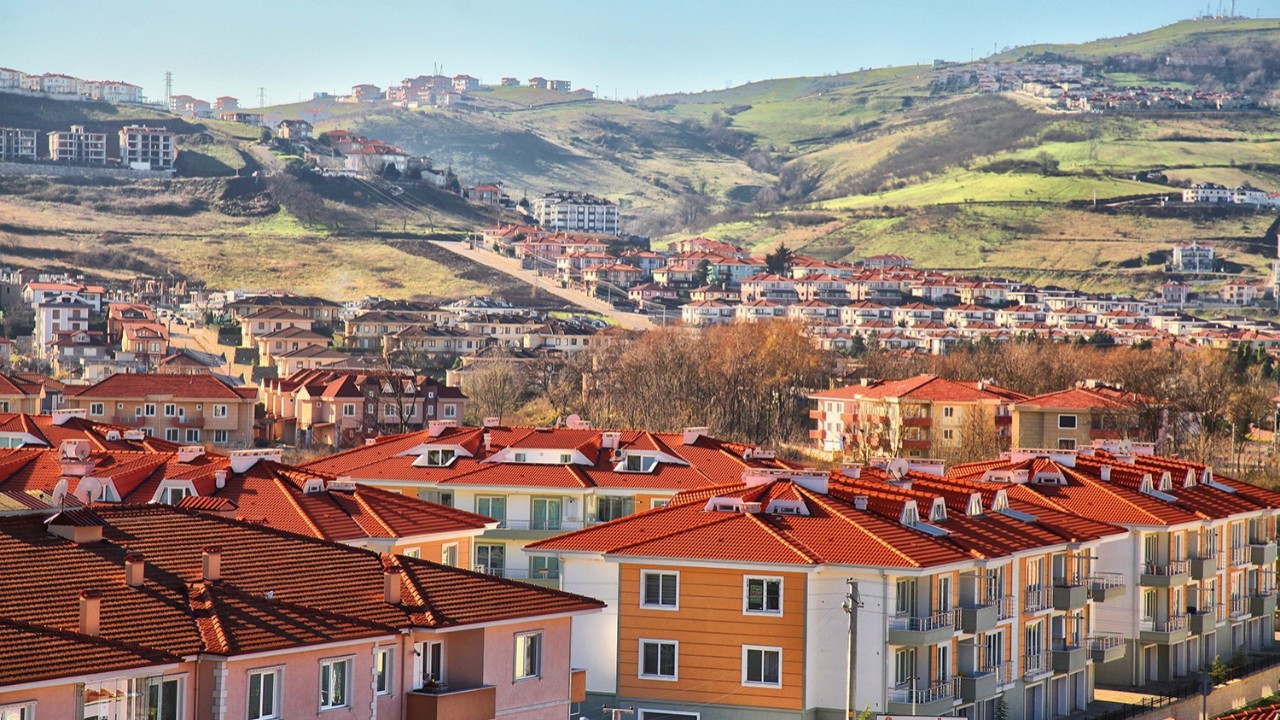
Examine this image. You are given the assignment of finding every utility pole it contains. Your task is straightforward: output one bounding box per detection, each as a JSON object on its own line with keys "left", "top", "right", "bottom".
{"left": 258, "top": 86, "right": 267, "bottom": 108}
{"left": 842, "top": 579, "right": 863, "bottom": 719}
{"left": 163, "top": 71, "right": 172, "bottom": 109}
{"left": 602, "top": 706, "right": 634, "bottom": 720}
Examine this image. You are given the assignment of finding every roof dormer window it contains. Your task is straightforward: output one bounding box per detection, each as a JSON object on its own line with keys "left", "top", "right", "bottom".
{"left": 412, "top": 448, "right": 457, "bottom": 468}
{"left": 617, "top": 453, "right": 659, "bottom": 474}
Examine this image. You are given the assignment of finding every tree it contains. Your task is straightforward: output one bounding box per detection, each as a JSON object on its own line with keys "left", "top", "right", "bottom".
{"left": 462, "top": 363, "right": 526, "bottom": 425}
{"left": 694, "top": 259, "right": 712, "bottom": 286}
{"left": 765, "top": 243, "right": 793, "bottom": 275}
{"left": 258, "top": 128, "right": 272, "bottom": 144}
{"left": 677, "top": 190, "right": 711, "bottom": 226}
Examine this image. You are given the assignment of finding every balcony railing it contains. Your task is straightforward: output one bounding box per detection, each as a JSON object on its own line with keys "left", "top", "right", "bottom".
{"left": 1088, "top": 573, "right": 1123, "bottom": 591}
{"left": 890, "top": 608, "right": 957, "bottom": 633}
{"left": 472, "top": 565, "right": 560, "bottom": 581}
{"left": 1230, "top": 546, "right": 1249, "bottom": 566}
{"left": 1142, "top": 615, "right": 1189, "bottom": 633}
{"left": 1229, "top": 596, "right": 1250, "bottom": 620}
{"left": 168, "top": 416, "right": 204, "bottom": 427}
{"left": 887, "top": 680, "right": 954, "bottom": 706}
{"left": 1024, "top": 587, "right": 1051, "bottom": 613}
{"left": 997, "top": 595, "right": 1017, "bottom": 620}
{"left": 1144, "top": 560, "right": 1190, "bottom": 576}
{"left": 112, "top": 415, "right": 146, "bottom": 427}
{"left": 991, "top": 660, "right": 1016, "bottom": 686}
{"left": 1088, "top": 635, "right": 1124, "bottom": 653}
{"left": 1023, "top": 651, "right": 1051, "bottom": 678}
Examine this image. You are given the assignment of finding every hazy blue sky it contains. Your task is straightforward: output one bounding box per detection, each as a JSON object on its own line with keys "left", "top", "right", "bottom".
{"left": 2, "top": 0, "right": 1273, "bottom": 105}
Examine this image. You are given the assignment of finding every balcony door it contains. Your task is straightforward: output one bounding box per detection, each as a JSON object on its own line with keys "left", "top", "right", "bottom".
{"left": 475, "top": 544, "right": 505, "bottom": 576}
{"left": 414, "top": 640, "right": 445, "bottom": 688}
{"left": 531, "top": 497, "right": 562, "bottom": 530}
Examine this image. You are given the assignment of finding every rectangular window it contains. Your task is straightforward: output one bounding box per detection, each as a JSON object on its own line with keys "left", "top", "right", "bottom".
{"left": 641, "top": 571, "right": 679, "bottom": 610}
{"left": 441, "top": 543, "right": 458, "bottom": 567}
{"left": 247, "top": 668, "right": 280, "bottom": 720}
{"left": 596, "top": 496, "right": 632, "bottom": 522}
{"left": 145, "top": 677, "right": 182, "bottom": 720}
{"left": 415, "top": 640, "right": 444, "bottom": 687}
{"left": 442, "top": 404, "right": 456, "bottom": 418}
{"left": 144, "top": 403, "right": 156, "bottom": 416}
{"left": 404, "top": 548, "right": 420, "bottom": 559}
{"left": 744, "top": 577, "right": 783, "bottom": 615}
{"left": 895, "top": 647, "right": 916, "bottom": 686}
{"left": 476, "top": 543, "right": 505, "bottom": 575}
{"left": 213, "top": 404, "right": 228, "bottom": 418}
{"left": 743, "top": 646, "right": 782, "bottom": 687}
{"left": 374, "top": 648, "right": 394, "bottom": 695}
{"left": 165, "top": 428, "right": 180, "bottom": 442}
{"left": 639, "top": 639, "right": 678, "bottom": 680}
{"left": 531, "top": 497, "right": 562, "bottom": 530}
{"left": 515, "top": 631, "right": 543, "bottom": 680}
{"left": 531, "top": 555, "right": 559, "bottom": 579}
{"left": 89, "top": 402, "right": 104, "bottom": 416}
{"left": 185, "top": 429, "right": 200, "bottom": 443}
{"left": 1057, "top": 438, "right": 1077, "bottom": 450}
{"left": 1057, "top": 414, "right": 1077, "bottom": 430}
{"left": 213, "top": 430, "right": 229, "bottom": 444}
{"left": 476, "top": 495, "right": 507, "bottom": 526}
{"left": 319, "top": 658, "right": 351, "bottom": 709}
{"left": 164, "top": 404, "right": 176, "bottom": 417}
{"left": 0, "top": 704, "right": 33, "bottom": 720}
{"left": 342, "top": 404, "right": 356, "bottom": 417}
{"left": 943, "top": 406, "right": 955, "bottom": 418}
{"left": 896, "top": 578, "right": 917, "bottom": 615}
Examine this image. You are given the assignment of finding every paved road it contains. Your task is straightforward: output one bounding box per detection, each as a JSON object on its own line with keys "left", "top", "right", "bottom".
{"left": 429, "top": 240, "right": 656, "bottom": 330}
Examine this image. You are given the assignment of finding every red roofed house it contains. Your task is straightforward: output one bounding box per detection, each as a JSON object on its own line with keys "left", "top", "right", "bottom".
{"left": 0, "top": 373, "right": 45, "bottom": 415}
{"left": 468, "top": 184, "right": 504, "bottom": 205}
{"left": 1010, "top": 380, "right": 1159, "bottom": 451}
{"left": 530, "top": 461, "right": 1126, "bottom": 719}
{"left": 0, "top": 501, "right": 601, "bottom": 720}
{"left": 808, "top": 375, "right": 1027, "bottom": 458}
{"left": 64, "top": 373, "right": 256, "bottom": 448}
{"left": 304, "top": 424, "right": 799, "bottom": 584}
{"left": 452, "top": 74, "right": 480, "bottom": 92}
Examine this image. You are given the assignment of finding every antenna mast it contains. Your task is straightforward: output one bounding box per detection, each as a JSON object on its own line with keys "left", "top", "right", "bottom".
{"left": 163, "top": 71, "right": 172, "bottom": 109}
{"left": 258, "top": 86, "right": 267, "bottom": 108}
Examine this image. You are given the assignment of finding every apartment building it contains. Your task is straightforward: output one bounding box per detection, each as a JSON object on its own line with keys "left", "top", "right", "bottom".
{"left": 238, "top": 307, "right": 317, "bottom": 348}
{"left": 0, "top": 503, "right": 601, "bottom": 720}
{"left": 809, "top": 375, "right": 1027, "bottom": 458}
{"left": 258, "top": 368, "right": 467, "bottom": 448}
{"left": 1010, "top": 381, "right": 1155, "bottom": 450}
{"left": 47, "top": 124, "right": 107, "bottom": 164}
{"left": 85, "top": 80, "right": 142, "bottom": 103}
{"left": 224, "top": 293, "right": 342, "bottom": 324}
{"left": 950, "top": 442, "right": 1280, "bottom": 685}
{"left": 305, "top": 424, "right": 798, "bottom": 585}
{"left": 65, "top": 373, "right": 257, "bottom": 447}
{"left": 1172, "top": 242, "right": 1215, "bottom": 273}
{"left": 533, "top": 191, "right": 621, "bottom": 235}
{"left": 0, "top": 373, "right": 44, "bottom": 415}
{"left": 0, "top": 127, "right": 37, "bottom": 161}
{"left": 118, "top": 124, "right": 176, "bottom": 169}
{"left": 531, "top": 462, "right": 1126, "bottom": 720}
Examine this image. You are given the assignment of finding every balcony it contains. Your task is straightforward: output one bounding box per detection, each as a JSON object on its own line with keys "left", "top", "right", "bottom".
{"left": 1229, "top": 596, "right": 1250, "bottom": 621}
{"left": 888, "top": 609, "right": 957, "bottom": 646}
{"left": 1140, "top": 560, "right": 1190, "bottom": 587}
{"left": 1087, "top": 573, "right": 1126, "bottom": 602}
{"left": 1229, "top": 546, "right": 1249, "bottom": 567}
{"left": 570, "top": 668, "right": 586, "bottom": 704}
{"left": 1052, "top": 642, "right": 1088, "bottom": 674}
{"left": 1189, "top": 554, "right": 1218, "bottom": 580}
{"left": 112, "top": 415, "right": 146, "bottom": 427}
{"left": 996, "top": 595, "right": 1017, "bottom": 621}
{"left": 959, "top": 602, "right": 998, "bottom": 634}
{"left": 1088, "top": 635, "right": 1126, "bottom": 664}
{"left": 1052, "top": 582, "right": 1088, "bottom": 611}
{"left": 1250, "top": 542, "right": 1277, "bottom": 567}
{"left": 902, "top": 439, "right": 932, "bottom": 451}
{"left": 1139, "top": 615, "right": 1190, "bottom": 644}
{"left": 1023, "top": 650, "right": 1053, "bottom": 680}
{"left": 1250, "top": 592, "right": 1277, "bottom": 618}
{"left": 472, "top": 566, "right": 560, "bottom": 589}
{"left": 957, "top": 668, "right": 998, "bottom": 703}
{"left": 405, "top": 685, "right": 496, "bottom": 720}
{"left": 886, "top": 681, "right": 955, "bottom": 716}
{"left": 1188, "top": 607, "right": 1217, "bottom": 634}
{"left": 809, "top": 409, "right": 825, "bottom": 420}
{"left": 1024, "top": 587, "right": 1052, "bottom": 613}
{"left": 902, "top": 416, "right": 932, "bottom": 428}
{"left": 168, "top": 416, "right": 204, "bottom": 427}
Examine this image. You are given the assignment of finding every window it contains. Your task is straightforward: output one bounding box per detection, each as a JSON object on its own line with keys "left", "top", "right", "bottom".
{"left": 476, "top": 495, "right": 507, "bottom": 526}
{"left": 442, "top": 404, "right": 456, "bottom": 418}
{"left": 894, "top": 647, "right": 916, "bottom": 686}
{"left": 374, "top": 648, "right": 394, "bottom": 695}
{"left": 515, "top": 631, "right": 543, "bottom": 680}
{"left": 160, "top": 486, "right": 192, "bottom": 505}
{"left": 558, "top": 453, "right": 572, "bottom": 464}
{"left": 476, "top": 543, "right": 505, "bottom": 575}
{"left": 213, "top": 404, "right": 228, "bottom": 418}
{"left": 420, "top": 448, "right": 455, "bottom": 467}
{"left": 596, "top": 496, "right": 632, "bottom": 522}
{"left": 0, "top": 704, "right": 33, "bottom": 720}
{"left": 404, "top": 548, "right": 420, "bottom": 559}
{"left": 943, "top": 429, "right": 954, "bottom": 441}
{"left": 319, "top": 658, "right": 351, "bottom": 710}
{"left": 641, "top": 571, "right": 679, "bottom": 610}
{"left": 943, "top": 406, "right": 955, "bottom": 418}
{"left": 89, "top": 402, "right": 104, "bottom": 416}
{"left": 145, "top": 677, "right": 182, "bottom": 720}
{"left": 623, "top": 454, "right": 659, "bottom": 473}
{"left": 213, "top": 430, "right": 228, "bottom": 444}
{"left": 651, "top": 499, "right": 669, "bottom": 509}
{"left": 247, "top": 668, "right": 280, "bottom": 720}
{"left": 531, "top": 555, "right": 559, "bottom": 579}
{"left": 742, "top": 646, "right": 782, "bottom": 687}
{"left": 639, "top": 639, "right": 678, "bottom": 680}
{"left": 164, "top": 404, "right": 176, "bottom": 417}
{"left": 165, "top": 428, "right": 180, "bottom": 442}
{"left": 1057, "top": 414, "right": 1077, "bottom": 430}
{"left": 744, "top": 577, "right": 782, "bottom": 615}
{"left": 513, "top": 452, "right": 528, "bottom": 463}
{"left": 415, "top": 640, "right": 444, "bottom": 687}
{"left": 185, "top": 429, "right": 200, "bottom": 443}
{"left": 896, "top": 578, "right": 917, "bottom": 616}
{"left": 342, "top": 404, "right": 356, "bottom": 417}
{"left": 531, "top": 497, "right": 562, "bottom": 531}
{"left": 144, "top": 403, "right": 156, "bottom": 417}
{"left": 384, "top": 404, "right": 398, "bottom": 418}
{"left": 441, "top": 543, "right": 458, "bottom": 567}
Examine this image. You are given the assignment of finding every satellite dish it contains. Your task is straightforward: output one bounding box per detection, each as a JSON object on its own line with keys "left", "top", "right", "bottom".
{"left": 75, "top": 476, "right": 102, "bottom": 504}
{"left": 51, "top": 478, "right": 69, "bottom": 507}
{"left": 887, "top": 458, "right": 910, "bottom": 480}
{"left": 566, "top": 414, "right": 581, "bottom": 426}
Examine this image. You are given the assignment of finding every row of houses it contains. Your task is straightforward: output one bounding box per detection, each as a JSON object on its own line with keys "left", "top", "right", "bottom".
{"left": 0, "top": 124, "right": 176, "bottom": 169}
{"left": 1183, "top": 183, "right": 1280, "bottom": 208}
{"left": 0, "top": 67, "right": 143, "bottom": 101}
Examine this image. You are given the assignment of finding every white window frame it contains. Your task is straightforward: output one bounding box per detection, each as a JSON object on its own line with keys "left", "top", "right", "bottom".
{"left": 319, "top": 657, "right": 352, "bottom": 710}
{"left": 165, "top": 428, "right": 180, "bottom": 442}
{"left": 742, "top": 645, "right": 783, "bottom": 688}
{"left": 404, "top": 547, "right": 420, "bottom": 559}
{"left": 0, "top": 703, "right": 35, "bottom": 720}
{"left": 442, "top": 404, "right": 457, "bottom": 418}
{"left": 89, "top": 402, "right": 104, "bottom": 417}
{"left": 374, "top": 647, "right": 394, "bottom": 696}
{"left": 213, "top": 404, "right": 228, "bottom": 418}
{"left": 342, "top": 403, "right": 356, "bottom": 417}
{"left": 1057, "top": 414, "right": 1078, "bottom": 430}
{"left": 514, "top": 630, "right": 543, "bottom": 681}
{"left": 638, "top": 638, "right": 679, "bottom": 681}
{"left": 743, "top": 576, "right": 783, "bottom": 616}
{"left": 640, "top": 570, "right": 679, "bottom": 611}
{"left": 144, "top": 403, "right": 156, "bottom": 417}
{"left": 163, "top": 403, "right": 176, "bottom": 417}
{"left": 247, "top": 666, "right": 282, "bottom": 720}
{"left": 185, "top": 429, "right": 201, "bottom": 443}
{"left": 441, "top": 543, "right": 458, "bottom": 566}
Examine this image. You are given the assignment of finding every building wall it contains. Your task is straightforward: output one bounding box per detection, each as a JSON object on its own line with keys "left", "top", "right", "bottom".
{"left": 67, "top": 395, "right": 255, "bottom": 447}
{"left": 482, "top": 615, "right": 576, "bottom": 720}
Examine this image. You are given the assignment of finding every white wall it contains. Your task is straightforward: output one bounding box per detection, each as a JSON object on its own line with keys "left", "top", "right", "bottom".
{"left": 561, "top": 557, "right": 620, "bottom": 693}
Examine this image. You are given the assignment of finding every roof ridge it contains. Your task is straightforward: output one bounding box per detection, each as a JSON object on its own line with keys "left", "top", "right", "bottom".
{"left": 187, "top": 582, "right": 231, "bottom": 655}
{"left": 1059, "top": 463, "right": 1175, "bottom": 523}
{"left": 387, "top": 555, "right": 439, "bottom": 626}
{"left": 797, "top": 486, "right": 923, "bottom": 568}
{"left": 273, "top": 474, "right": 328, "bottom": 540}
{"left": 347, "top": 489, "right": 400, "bottom": 538}
{"left": 742, "top": 508, "right": 822, "bottom": 563}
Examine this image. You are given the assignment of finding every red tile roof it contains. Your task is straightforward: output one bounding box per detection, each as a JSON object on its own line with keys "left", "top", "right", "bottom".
{"left": 68, "top": 373, "right": 248, "bottom": 400}
{"left": 811, "top": 375, "right": 1027, "bottom": 403}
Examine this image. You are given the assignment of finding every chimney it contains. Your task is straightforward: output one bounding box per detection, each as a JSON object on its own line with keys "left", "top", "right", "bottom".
{"left": 52, "top": 408, "right": 87, "bottom": 426}
{"left": 384, "top": 568, "right": 402, "bottom": 604}
{"left": 202, "top": 546, "right": 222, "bottom": 582}
{"left": 214, "top": 469, "right": 227, "bottom": 489}
{"left": 124, "top": 553, "right": 145, "bottom": 587}
{"left": 600, "top": 431, "right": 621, "bottom": 450}
{"left": 1099, "top": 466, "right": 1111, "bottom": 482}
{"left": 79, "top": 589, "right": 102, "bottom": 636}
{"left": 853, "top": 495, "right": 869, "bottom": 510}
{"left": 177, "top": 445, "right": 205, "bottom": 463}
{"left": 483, "top": 431, "right": 492, "bottom": 453}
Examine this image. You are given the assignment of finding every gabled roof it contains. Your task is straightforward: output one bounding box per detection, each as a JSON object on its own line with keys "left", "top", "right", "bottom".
{"left": 810, "top": 375, "right": 1027, "bottom": 403}
{"left": 68, "top": 373, "right": 248, "bottom": 400}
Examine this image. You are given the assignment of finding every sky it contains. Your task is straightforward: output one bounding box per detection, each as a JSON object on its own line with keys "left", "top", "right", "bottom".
{"left": 2, "top": 0, "right": 1275, "bottom": 105}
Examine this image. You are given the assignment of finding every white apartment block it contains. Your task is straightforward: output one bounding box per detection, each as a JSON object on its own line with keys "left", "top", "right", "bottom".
{"left": 1171, "top": 243, "right": 1214, "bottom": 273}
{"left": 0, "top": 67, "right": 25, "bottom": 91}
{"left": 48, "top": 125, "right": 107, "bottom": 164}
{"left": 85, "top": 80, "right": 142, "bottom": 103}
{"left": 0, "top": 128, "right": 38, "bottom": 161}
{"left": 534, "top": 191, "right": 621, "bottom": 235}
{"left": 119, "top": 125, "right": 176, "bottom": 169}
{"left": 39, "top": 73, "right": 82, "bottom": 95}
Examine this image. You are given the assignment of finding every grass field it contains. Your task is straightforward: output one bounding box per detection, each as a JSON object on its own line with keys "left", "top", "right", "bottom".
{"left": 821, "top": 170, "right": 1161, "bottom": 209}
